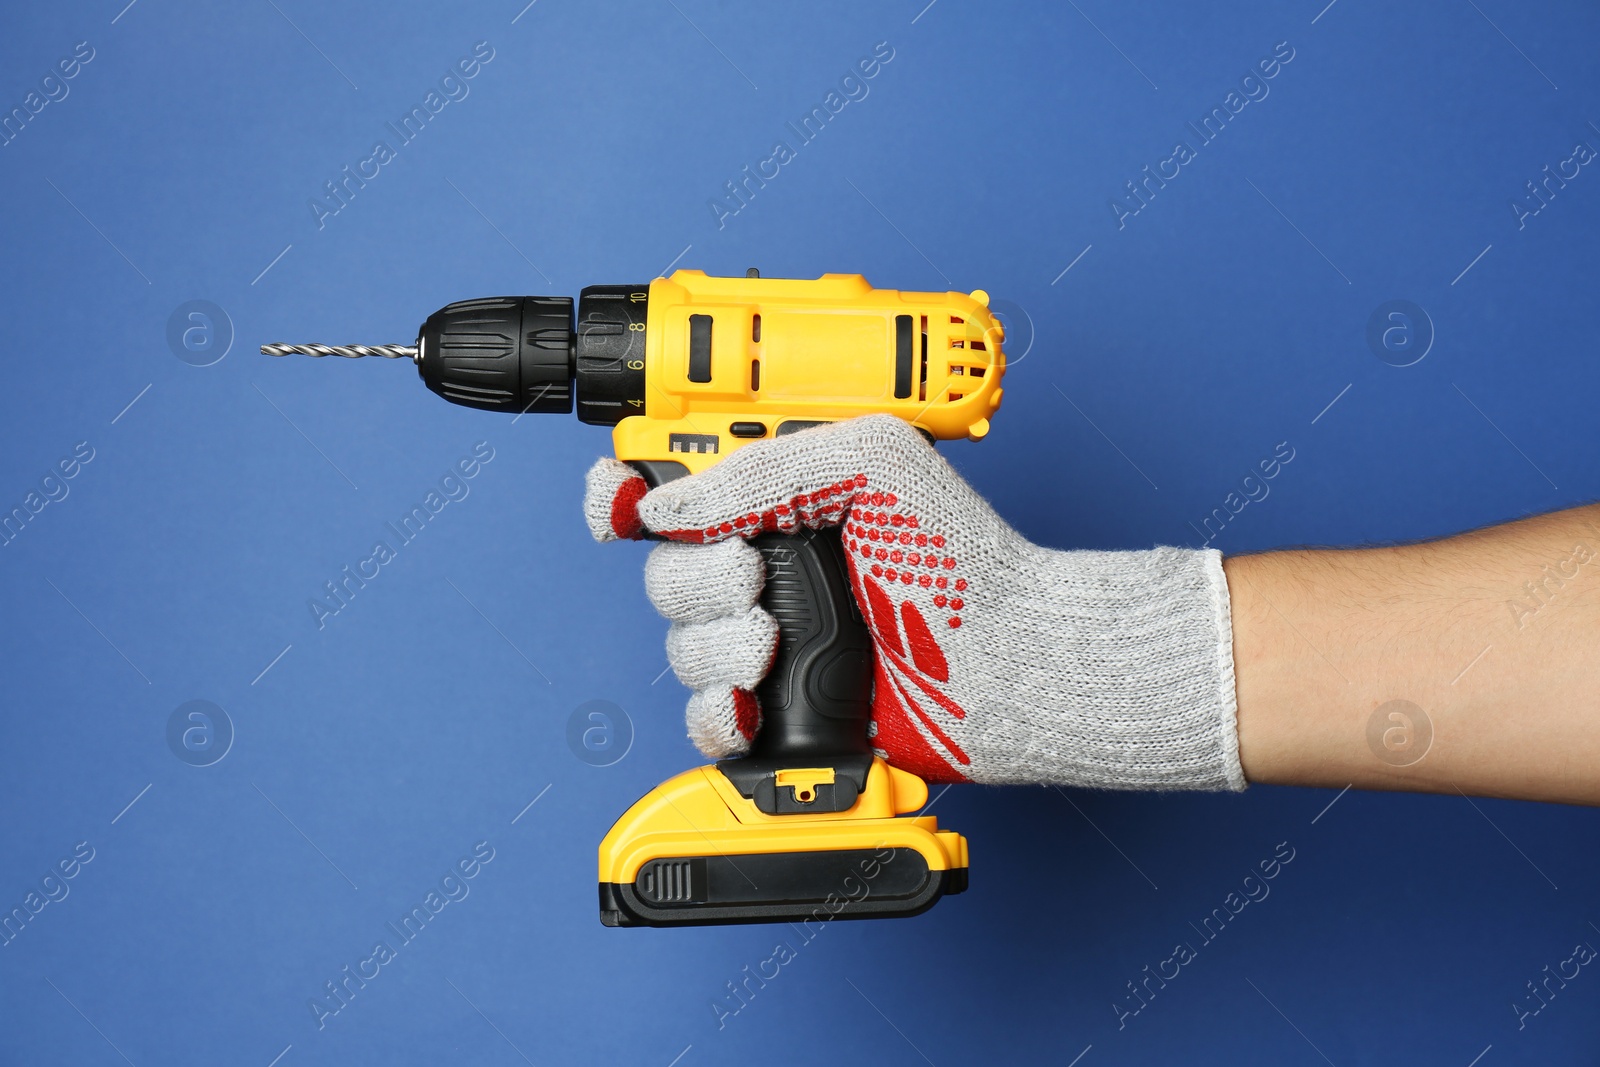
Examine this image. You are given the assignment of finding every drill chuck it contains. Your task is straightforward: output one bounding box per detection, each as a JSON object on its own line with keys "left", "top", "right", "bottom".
{"left": 417, "top": 287, "right": 649, "bottom": 423}
{"left": 264, "top": 284, "right": 651, "bottom": 425}
{"left": 416, "top": 296, "right": 576, "bottom": 415}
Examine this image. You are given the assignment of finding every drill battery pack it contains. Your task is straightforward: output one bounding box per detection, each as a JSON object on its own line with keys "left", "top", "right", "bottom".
{"left": 598, "top": 757, "right": 968, "bottom": 927}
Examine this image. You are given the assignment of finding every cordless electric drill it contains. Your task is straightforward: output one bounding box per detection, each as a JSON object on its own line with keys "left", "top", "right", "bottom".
{"left": 265, "top": 269, "right": 1007, "bottom": 927}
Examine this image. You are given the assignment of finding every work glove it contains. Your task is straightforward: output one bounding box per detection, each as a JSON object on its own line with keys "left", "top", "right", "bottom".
{"left": 584, "top": 414, "right": 1244, "bottom": 790}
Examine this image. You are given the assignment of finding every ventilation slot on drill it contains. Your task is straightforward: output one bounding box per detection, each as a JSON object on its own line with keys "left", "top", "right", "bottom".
{"left": 893, "top": 315, "right": 913, "bottom": 398}
{"left": 919, "top": 315, "right": 929, "bottom": 402}
{"left": 751, "top": 314, "right": 762, "bottom": 392}
{"left": 946, "top": 318, "right": 989, "bottom": 403}
{"left": 688, "top": 314, "right": 713, "bottom": 382}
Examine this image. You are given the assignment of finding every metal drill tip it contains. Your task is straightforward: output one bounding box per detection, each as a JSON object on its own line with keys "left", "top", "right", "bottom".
{"left": 261, "top": 343, "right": 417, "bottom": 360}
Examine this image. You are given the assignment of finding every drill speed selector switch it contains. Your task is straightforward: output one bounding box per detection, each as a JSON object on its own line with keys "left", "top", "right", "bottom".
{"left": 265, "top": 269, "right": 1006, "bottom": 926}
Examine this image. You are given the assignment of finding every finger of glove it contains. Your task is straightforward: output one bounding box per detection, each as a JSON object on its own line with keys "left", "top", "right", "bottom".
{"left": 686, "top": 687, "right": 761, "bottom": 759}
{"left": 645, "top": 539, "right": 765, "bottom": 623}
{"left": 636, "top": 414, "right": 931, "bottom": 543}
{"left": 665, "top": 607, "right": 778, "bottom": 690}
{"left": 583, "top": 457, "right": 649, "bottom": 542}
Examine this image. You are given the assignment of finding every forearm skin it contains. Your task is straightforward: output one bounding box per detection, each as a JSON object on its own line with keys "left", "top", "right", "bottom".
{"left": 1227, "top": 505, "right": 1600, "bottom": 806}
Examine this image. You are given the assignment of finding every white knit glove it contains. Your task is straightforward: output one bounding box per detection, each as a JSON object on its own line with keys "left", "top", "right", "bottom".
{"left": 584, "top": 415, "right": 1244, "bottom": 790}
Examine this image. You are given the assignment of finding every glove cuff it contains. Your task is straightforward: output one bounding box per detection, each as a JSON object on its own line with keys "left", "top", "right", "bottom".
{"left": 964, "top": 544, "right": 1245, "bottom": 792}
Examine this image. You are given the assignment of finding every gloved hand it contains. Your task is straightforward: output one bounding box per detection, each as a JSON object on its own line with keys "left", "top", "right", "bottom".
{"left": 585, "top": 414, "right": 1244, "bottom": 790}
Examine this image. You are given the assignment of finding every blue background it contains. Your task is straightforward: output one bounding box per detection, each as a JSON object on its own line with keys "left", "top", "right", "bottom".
{"left": 2, "top": 0, "right": 1597, "bottom": 1063}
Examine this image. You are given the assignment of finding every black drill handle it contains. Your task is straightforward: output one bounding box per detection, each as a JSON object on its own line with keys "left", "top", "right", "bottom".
{"left": 747, "top": 526, "right": 875, "bottom": 760}
{"left": 627, "top": 460, "right": 876, "bottom": 793}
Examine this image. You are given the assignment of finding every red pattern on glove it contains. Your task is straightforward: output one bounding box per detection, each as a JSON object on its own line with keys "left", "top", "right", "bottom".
{"left": 652, "top": 472, "right": 972, "bottom": 781}
{"left": 840, "top": 486, "right": 971, "bottom": 783}
{"left": 731, "top": 688, "right": 760, "bottom": 742}
{"left": 609, "top": 475, "right": 649, "bottom": 540}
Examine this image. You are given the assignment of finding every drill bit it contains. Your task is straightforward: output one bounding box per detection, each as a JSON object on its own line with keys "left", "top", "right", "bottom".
{"left": 261, "top": 343, "right": 417, "bottom": 360}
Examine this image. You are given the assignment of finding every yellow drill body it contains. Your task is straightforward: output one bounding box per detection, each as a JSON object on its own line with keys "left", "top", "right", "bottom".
{"left": 613, "top": 270, "right": 1006, "bottom": 471}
